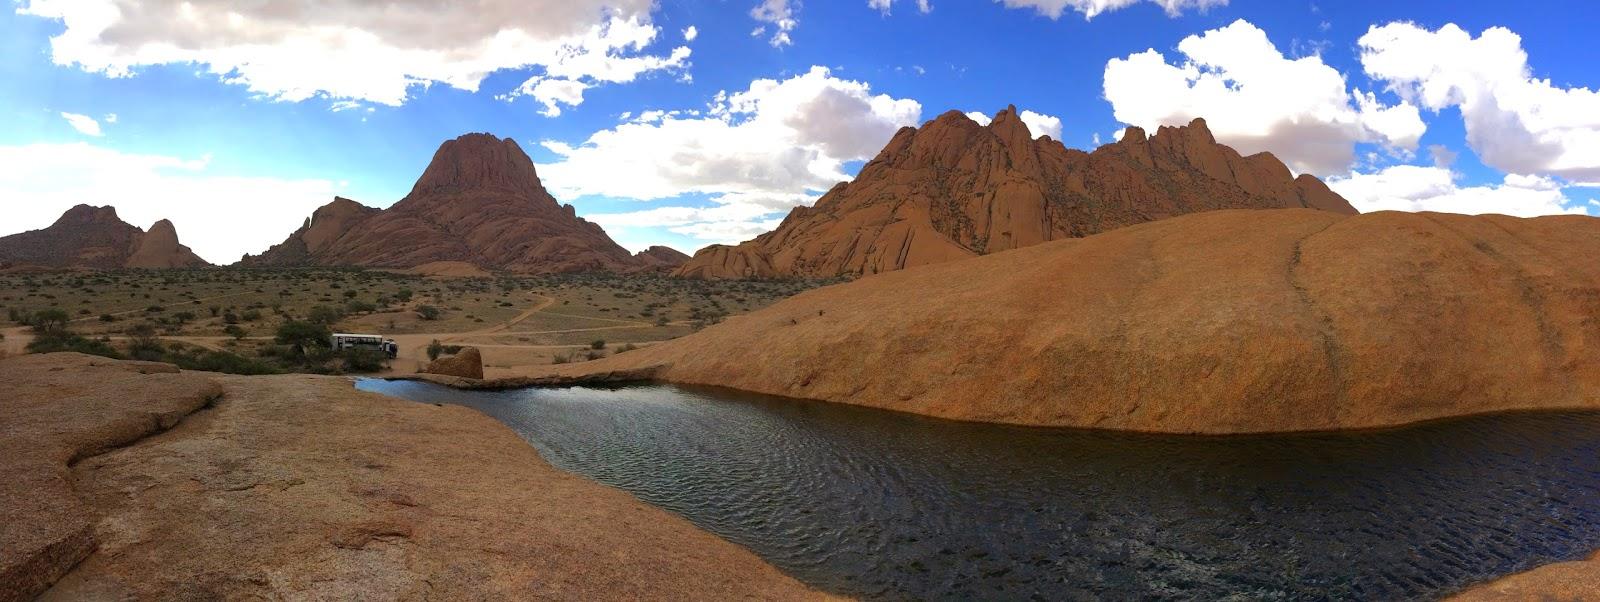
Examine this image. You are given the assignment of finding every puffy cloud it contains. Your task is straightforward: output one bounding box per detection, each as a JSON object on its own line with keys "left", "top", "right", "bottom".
{"left": 870, "top": 0, "right": 1217, "bottom": 19}
{"left": 683, "top": 26, "right": 699, "bottom": 42}
{"left": 60, "top": 112, "right": 103, "bottom": 136}
{"left": 18, "top": 0, "right": 686, "bottom": 110}
{"left": 963, "top": 109, "right": 1060, "bottom": 139}
{"left": 0, "top": 143, "right": 339, "bottom": 263}
{"left": 1327, "top": 165, "right": 1589, "bottom": 217}
{"left": 998, "top": 0, "right": 1226, "bottom": 19}
{"left": 869, "top": 0, "right": 933, "bottom": 14}
{"left": 1019, "top": 110, "right": 1062, "bottom": 139}
{"left": 751, "top": 0, "right": 799, "bottom": 47}
{"left": 1103, "top": 19, "right": 1426, "bottom": 175}
{"left": 1359, "top": 22, "right": 1600, "bottom": 184}
{"left": 545, "top": 66, "right": 921, "bottom": 243}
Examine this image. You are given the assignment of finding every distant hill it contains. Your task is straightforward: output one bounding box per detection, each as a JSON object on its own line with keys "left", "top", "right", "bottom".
{"left": 0, "top": 205, "right": 208, "bottom": 270}
{"left": 241, "top": 133, "right": 642, "bottom": 274}
{"left": 675, "top": 106, "right": 1356, "bottom": 279}
{"left": 633, "top": 246, "right": 692, "bottom": 272}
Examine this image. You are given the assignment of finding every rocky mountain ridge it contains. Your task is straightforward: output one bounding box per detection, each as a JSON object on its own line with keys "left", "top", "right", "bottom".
{"left": 0, "top": 205, "right": 209, "bottom": 270}
{"left": 675, "top": 106, "right": 1356, "bottom": 279}
{"left": 242, "top": 134, "right": 642, "bottom": 274}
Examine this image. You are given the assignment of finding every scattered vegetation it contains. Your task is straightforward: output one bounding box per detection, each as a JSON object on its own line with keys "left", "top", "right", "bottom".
{"left": 2, "top": 268, "right": 836, "bottom": 374}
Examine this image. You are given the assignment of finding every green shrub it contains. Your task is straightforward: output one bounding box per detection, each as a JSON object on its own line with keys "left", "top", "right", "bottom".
{"left": 307, "top": 305, "right": 344, "bottom": 325}
{"left": 29, "top": 309, "right": 70, "bottom": 335}
{"left": 275, "top": 320, "right": 331, "bottom": 356}
{"left": 590, "top": 339, "right": 606, "bottom": 350}
{"left": 26, "top": 332, "right": 122, "bottom": 359}
{"left": 167, "top": 349, "right": 280, "bottom": 375}
{"left": 340, "top": 349, "right": 387, "bottom": 373}
{"left": 416, "top": 305, "right": 441, "bottom": 320}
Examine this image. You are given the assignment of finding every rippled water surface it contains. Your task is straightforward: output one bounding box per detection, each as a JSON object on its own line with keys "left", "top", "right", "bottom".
{"left": 357, "top": 379, "right": 1600, "bottom": 600}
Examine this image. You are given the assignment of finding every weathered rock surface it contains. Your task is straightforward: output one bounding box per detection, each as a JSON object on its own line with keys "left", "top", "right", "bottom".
{"left": 0, "top": 205, "right": 209, "bottom": 270}
{"left": 675, "top": 107, "right": 1356, "bottom": 279}
{"left": 0, "top": 353, "right": 820, "bottom": 600}
{"left": 0, "top": 353, "right": 221, "bottom": 602}
{"left": 633, "top": 245, "right": 693, "bottom": 271}
{"left": 1447, "top": 550, "right": 1600, "bottom": 601}
{"left": 238, "top": 197, "right": 379, "bottom": 266}
{"left": 423, "top": 347, "right": 484, "bottom": 380}
{"left": 242, "top": 134, "right": 642, "bottom": 274}
{"left": 535, "top": 208, "right": 1600, "bottom": 434}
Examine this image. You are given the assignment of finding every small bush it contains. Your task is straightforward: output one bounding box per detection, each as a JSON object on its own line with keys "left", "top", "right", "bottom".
{"left": 416, "top": 305, "right": 442, "bottom": 320}
{"left": 307, "top": 305, "right": 344, "bottom": 325}
{"left": 590, "top": 339, "right": 606, "bottom": 350}
{"left": 26, "top": 332, "right": 122, "bottom": 359}
{"left": 340, "top": 349, "right": 387, "bottom": 373}
{"left": 29, "top": 309, "right": 70, "bottom": 335}
{"left": 275, "top": 320, "right": 332, "bottom": 356}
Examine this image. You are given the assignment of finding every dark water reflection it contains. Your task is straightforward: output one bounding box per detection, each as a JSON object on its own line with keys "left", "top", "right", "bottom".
{"left": 356, "top": 379, "right": 1600, "bottom": 600}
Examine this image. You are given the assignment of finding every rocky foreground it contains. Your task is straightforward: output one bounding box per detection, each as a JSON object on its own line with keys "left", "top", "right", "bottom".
{"left": 0, "top": 353, "right": 821, "bottom": 601}
{"left": 515, "top": 208, "right": 1600, "bottom": 434}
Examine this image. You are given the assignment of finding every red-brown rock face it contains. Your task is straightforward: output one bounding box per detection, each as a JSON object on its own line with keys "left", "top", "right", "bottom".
{"left": 242, "top": 134, "right": 640, "bottom": 274}
{"left": 0, "top": 205, "right": 209, "bottom": 270}
{"left": 674, "top": 107, "right": 1358, "bottom": 279}
{"left": 632, "top": 246, "right": 692, "bottom": 272}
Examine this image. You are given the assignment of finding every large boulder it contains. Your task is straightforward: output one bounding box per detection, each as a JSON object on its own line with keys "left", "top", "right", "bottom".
{"left": 423, "top": 347, "right": 483, "bottom": 380}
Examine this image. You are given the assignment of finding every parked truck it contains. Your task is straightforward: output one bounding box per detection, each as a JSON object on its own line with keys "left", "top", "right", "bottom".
{"left": 331, "top": 333, "right": 399, "bottom": 359}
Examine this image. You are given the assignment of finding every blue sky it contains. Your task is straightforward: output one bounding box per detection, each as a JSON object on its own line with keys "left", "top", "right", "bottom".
{"left": 3, "top": 0, "right": 1598, "bottom": 263}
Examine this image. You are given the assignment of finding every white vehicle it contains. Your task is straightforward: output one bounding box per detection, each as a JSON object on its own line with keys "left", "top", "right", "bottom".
{"left": 331, "top": 333, "right": 398, "bottom": 359}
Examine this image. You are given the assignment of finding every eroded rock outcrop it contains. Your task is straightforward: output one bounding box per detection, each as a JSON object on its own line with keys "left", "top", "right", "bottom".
{"left": 423, "top": 347, "right": 484, "bottom": 380}
{"left": 239, "top": 197, "right": 379, "bottom": 266}
{"left": 633, "top": 245, "right": 692, "bottom": 272}
{"left": 0, "top": 353, "right": 819, "bottom": 600}
{"left": 0, "top": 205, "right": 209, "bottom": 270}
{"left": 0, "top": 354, "right": 220, "bottom": 602}
{"left": 242, "top": 134, "right": 641, "bottom": 274}
{"left": 537, "top": 208, "right": 1600, "bottom": 434}
{"left": 675, "top": 108, "right": 1356, "bottom": 279}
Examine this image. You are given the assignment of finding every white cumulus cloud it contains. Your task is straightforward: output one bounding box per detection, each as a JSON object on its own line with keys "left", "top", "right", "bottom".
{"left": 998, "top": 0, "right": 1226, "bottom": 19}
{"left": 1359, "top": 22, "right": 1600, "bottom": 184}
{"left": 19, "top": 0, "right": 686, "bottom": 111}
{"left": 60, "top": 112, "right": 103, "bottom": 136}
{"left": 1103, "top": 19, "right": 1426, "bottom": 175}
{"left": 751, "top": 0, "right": 800, "bottom": 47}
{"left": 869, "top": 0, "right": 933, "bottom": 14}
{"left": 1019, "top": 109, "right": 1062, "bottom": 139}
{"left": 1327, "top": 165, "right": 1588, "bottom": 217}
{"left": 545, "top": 66, "right": 921, "bottom": 244}
{"left": 0, "top": 143, "right": 340, "bottom": 263}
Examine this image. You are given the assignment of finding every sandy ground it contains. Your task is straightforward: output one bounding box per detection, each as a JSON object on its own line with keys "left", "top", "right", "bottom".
{"left": 2, "top": 290, "right": 679, "bottom": 378}
{"left": 0, "top": 352, "right": 826, "bottom": 601}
